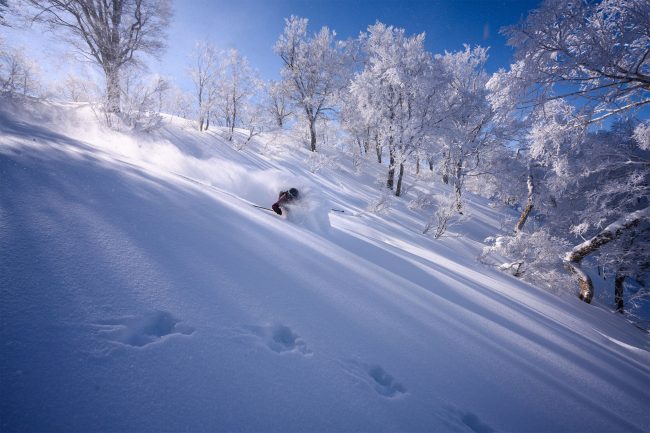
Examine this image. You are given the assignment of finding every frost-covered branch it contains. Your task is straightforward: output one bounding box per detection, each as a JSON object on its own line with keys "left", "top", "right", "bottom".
{"left": 503, "top": 0, "right": 650, "bottom": 124}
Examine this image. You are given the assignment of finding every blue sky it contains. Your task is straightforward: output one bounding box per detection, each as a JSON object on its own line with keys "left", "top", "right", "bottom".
{"left": 160, "top": 0, "right": 541, "bottom": 86}
{"left": 3, "top": 0, "right": 542, "bottom": 91}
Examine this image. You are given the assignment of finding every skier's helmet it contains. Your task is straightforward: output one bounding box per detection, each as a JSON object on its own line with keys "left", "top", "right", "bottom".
{"left": 289, "top": 188, "right": 299, "bottom": 198}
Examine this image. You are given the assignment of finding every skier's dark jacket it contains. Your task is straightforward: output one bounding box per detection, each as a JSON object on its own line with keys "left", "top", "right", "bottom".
{"left": 272, "top": 188, "right": 299, "bottom": 215}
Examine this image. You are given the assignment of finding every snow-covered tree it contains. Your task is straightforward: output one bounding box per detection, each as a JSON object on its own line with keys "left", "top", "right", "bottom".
{"left": 274, "top": 16, "right": 351, "bottom": 152}
{"left": 234, "top": 101, "right": 269, "bottom": 150}
{"left": 483, "top": 227, "right": 574, "bottom": 291}
{"left": 558, "top": 123, "right": 650, "bottom": 305}
{"left": 53, "top": 71, "right": 99, "bottom": 103}
{"left": 0, "top": 45, "right": 42, "bottom": 97}
{"left": 509, "top": 99, "right": 582, "bottom": 231}
{"left": 349, "top": 22, "right": 438, "bottom": 196}
{"left": 434, "top": 46, "right": 498, "bottom": 211}
{"left": 163, "top": 85, "right": 193, "bottom": 120}
{"left": 188, "top": 41, "right": 219, "bottom": 131}
{"left": 484, "top": 98, "right": 586, "bottom": 288}
{"left": 495, "top": 0, "right": 650, "bottom": 308}
{"left": 482, "top": 62, "right": 535, "bottom": 215}
{"left": 503, "top": 0, "right": 650, "bottom": 125}
{"left": 341, "top": 90, "right": 380, "bottom": 165}
{"left": 215, "top": 48, "right": 258, "bottom": 141}
{"left": 264, "top": 79, "right": 293, "bottom": 129}
{"left": 26, "top": 0, "right": 171, "bottom": 113}
{"left": 634, "top": 120, "right": 650, "bottom": 150}
{"left": 120, "top": 69, "right": 169, "bottom": 131}
{"left": 489, "top": 114, "right": 649, "bottom": 312}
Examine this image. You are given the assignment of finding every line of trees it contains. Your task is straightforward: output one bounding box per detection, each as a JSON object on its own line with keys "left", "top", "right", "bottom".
{"left": 188, "top": 42, "right": 259, "bottom": 140}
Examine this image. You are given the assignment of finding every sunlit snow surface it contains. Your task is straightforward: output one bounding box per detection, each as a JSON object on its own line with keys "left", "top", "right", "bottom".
{"left": 1, "top": 99, "right": 649, "bottom": 433}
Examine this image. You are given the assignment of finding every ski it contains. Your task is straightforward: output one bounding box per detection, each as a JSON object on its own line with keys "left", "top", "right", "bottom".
{"left": 251, "top": 204, "right": 275, "bottom": 212}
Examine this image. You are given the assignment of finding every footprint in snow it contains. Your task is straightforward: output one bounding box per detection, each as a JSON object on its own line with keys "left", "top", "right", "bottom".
{"left": 238, "top": 323, "right": 312, "bottom": 356}
{"left": 95, "top": 310, "right": 194, "bottom": 347}
{"left": 438, "top": 405, "right": 498, "bottom": 433}
{"left": 341, "top": 360, "right": 407, "bottom": 398}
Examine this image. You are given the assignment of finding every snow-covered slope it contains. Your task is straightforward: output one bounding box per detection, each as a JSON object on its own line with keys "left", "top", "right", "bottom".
{"left": 1, "top": 99, "right": 649, "bottom": 433}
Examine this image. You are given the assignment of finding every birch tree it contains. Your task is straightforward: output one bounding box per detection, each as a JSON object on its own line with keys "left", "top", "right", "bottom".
{"left": 188, "top": 41, "right": 219, "bottom": 131}
{"left": 0, "top": 45, "right": 42, "bottom": 96}
{"left": 560, "top": 122, "right": 650, "bottom": 306}
{"left": 504, "top": 0, "right": 650, "bottom": 125}
{"left": 26, "top": 0, "right": 171, "bottom": 113}
{"left": 264, "top": 79, "right": 293, "bottom": 129}
{"left": 274, "top": 16, "right": 350, "bottom": 152}
{"left": 488, "top": 115, "right": 649, "bottom": 312}
{"left": 216, "top": 48, "right": 257, "bottom": 141}
{"left": 565, "top": 209, "right": 649, "bottom": 304}
{"left": 436, "top": 46, "right": 496, "bottom": 212}
{"left": 500, "top": 0, "right": 650, "bottom": 307}
{"left": 350, "top": 22, "right": 437, "bottom": 196}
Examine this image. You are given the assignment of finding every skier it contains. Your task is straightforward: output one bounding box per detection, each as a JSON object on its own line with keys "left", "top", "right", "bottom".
{"left": 272, "top": 188, "right": 299, "bottom": 215}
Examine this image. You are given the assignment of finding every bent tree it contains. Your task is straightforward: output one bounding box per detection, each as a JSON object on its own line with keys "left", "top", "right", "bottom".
{"left": 564, "top": 208, "right": 649, "bottom": 303}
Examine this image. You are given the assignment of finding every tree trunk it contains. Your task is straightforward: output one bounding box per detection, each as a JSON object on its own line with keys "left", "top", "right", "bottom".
{"left": 615, "top": 273, "right": 625, "bottom": 313}
{"left": 515, "top": 169, "right": 534, "bottom": 233}
{"left": 454, "top": 159, "right": 463, "bottom": 213}
{"left": 233, "top": 93, "right": 237, "bottom": 128}
{"left": 363, "top": 128, "right": 371, "bottom": 155}
{"left": 105, "top": 65, "right": 121, "bottom": 113}
{"left": 564, "top": 207, "right": 649, "bottom": 303}
{"left": 375, "top": 138, "right": 382, "bottom": 164}
{"left": 230, "top": 95, "right": 237, "bottom": 141}
{"left": 415, "top": 157, "right": 420, "bottom": 175}
{"left": 395, "top": 163, "right": 405, "bottom": 197}
{"left": 309, "top": 118, "right": 317, "bottom": 152}
{"left": 205, "top": 111, "right": 210, "bottom": 131}
{"left": 197, "top": 85, "right": 203, "bottom": 130}
{"left": 442, "top": 151, "right": 450, "bottom": 184}
{"left": 386, "top": 148, "right": 395, "bottom": 190}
